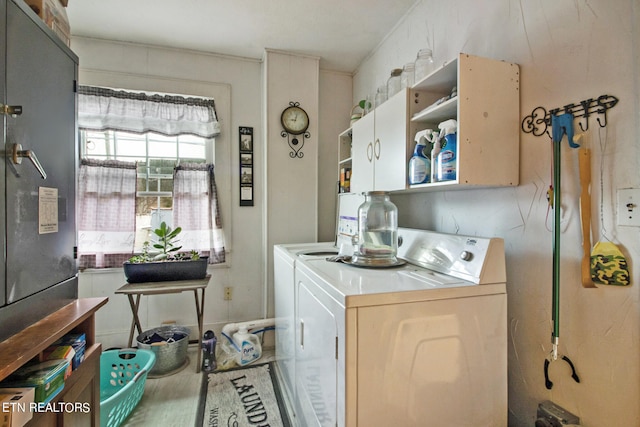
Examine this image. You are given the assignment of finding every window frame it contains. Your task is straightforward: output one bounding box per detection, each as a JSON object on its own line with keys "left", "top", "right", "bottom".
{"left": 77, "top": 71, "right": 232, "bottom": 262}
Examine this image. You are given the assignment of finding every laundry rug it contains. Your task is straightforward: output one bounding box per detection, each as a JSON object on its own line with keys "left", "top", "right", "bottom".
{"left": 196, "top": 363, "right": 290, "bottom": 427}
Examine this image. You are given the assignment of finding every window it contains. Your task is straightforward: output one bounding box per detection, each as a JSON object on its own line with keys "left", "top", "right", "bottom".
{"left": 77, "top": 85, "right": 226, "bottom": 268}
{"left": 80, "top": 129, "right": 212, "bottom": 251}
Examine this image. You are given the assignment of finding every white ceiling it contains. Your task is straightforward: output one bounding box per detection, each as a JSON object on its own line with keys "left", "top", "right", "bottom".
{"left": 66, "top": 0, "right": 418, "bottom": 73}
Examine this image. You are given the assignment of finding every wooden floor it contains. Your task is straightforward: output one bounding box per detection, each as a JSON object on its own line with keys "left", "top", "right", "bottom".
{"left": 120, "top": 345, "right": 277, "bottom": 427}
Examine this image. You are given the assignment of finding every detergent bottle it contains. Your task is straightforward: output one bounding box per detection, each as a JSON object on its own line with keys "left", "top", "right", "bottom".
{"left": 437, "top": 119, "right": 458, "bottom": 181}
{"left": 232, "top": 326, "right": 262, "bottom": 366}
{"left": 408, "top": 129, "right": 431, "bottom": 185}
{"left": 202, "top": 330, "right": 217, "bottom": 372}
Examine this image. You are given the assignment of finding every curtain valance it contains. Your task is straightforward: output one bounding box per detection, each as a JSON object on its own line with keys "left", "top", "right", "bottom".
{"left": 78, "top": 85, "right": 221, "bottom": 138}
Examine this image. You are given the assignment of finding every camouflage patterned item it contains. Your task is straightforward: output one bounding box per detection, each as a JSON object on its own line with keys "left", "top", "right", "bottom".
{"left": 590, "top": 241, "right": 630, "bottom": 286}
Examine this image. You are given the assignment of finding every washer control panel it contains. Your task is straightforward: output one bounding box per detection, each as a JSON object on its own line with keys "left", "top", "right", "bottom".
{"left": 397, "top": 228, "right": 506, "bottom": 285}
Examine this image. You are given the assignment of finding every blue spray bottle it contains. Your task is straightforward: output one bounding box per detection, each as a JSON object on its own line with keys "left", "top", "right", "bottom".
{"left": 408, "top": 129, "right": 432, "bottom": 185}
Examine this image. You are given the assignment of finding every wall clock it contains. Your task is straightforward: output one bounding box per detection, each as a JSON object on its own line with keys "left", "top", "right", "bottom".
{"left": 280, "top": 101, "right": 310, "bottom": 158}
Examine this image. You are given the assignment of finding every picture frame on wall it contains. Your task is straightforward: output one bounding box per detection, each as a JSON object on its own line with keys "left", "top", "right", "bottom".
{"left": 239, "top": 127, "right": 254, "bottom": 206}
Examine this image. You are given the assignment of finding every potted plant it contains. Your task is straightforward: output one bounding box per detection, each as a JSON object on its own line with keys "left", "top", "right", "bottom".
{"left": 350, "top": 99, "right": 372, "bottom": 126}
{"left": 123, "top": 222, "right": 208, "bottom": 283}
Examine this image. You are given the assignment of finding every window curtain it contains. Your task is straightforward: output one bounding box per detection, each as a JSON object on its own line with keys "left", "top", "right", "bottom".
{"left": 77, "top": 85, "right": 221, "bottom": 138}
{"left": 77, "top": 159, "right": 138, "bottom": 268}
{"left": 173, "top": 163, "right": 226, "bottom": 264}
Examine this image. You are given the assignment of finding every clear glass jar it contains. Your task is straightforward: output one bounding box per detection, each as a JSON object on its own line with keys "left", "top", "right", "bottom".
{"left": 355, "top": 191, "right": 398, "bottom": 263}
{"left": 414, "top": 48, "right": 435, "bottom": 82}
{"left": 374, "top": 84, "right": 387, "bottom": 107}
{"left": 401, "top": 62, "right": 415, "bottom": 89}
{"left": 386, "top": 68, "right": 402, "bottom": 99}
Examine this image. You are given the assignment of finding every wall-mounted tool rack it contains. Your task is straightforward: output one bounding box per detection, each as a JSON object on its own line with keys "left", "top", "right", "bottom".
{"left": 521, "top": 94, "right": 618, "bottom": 136}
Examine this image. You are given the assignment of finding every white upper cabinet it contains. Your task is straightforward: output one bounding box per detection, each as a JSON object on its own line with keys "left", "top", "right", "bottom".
{"left": 340, "top": 53, "right": 520, "bottom": 194}
{"left": 349, "top": 88, "right": 429, "bottom": 193}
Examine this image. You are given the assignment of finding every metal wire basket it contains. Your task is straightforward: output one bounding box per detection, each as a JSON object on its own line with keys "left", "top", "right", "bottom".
{"left": 100, "top": 348, "right": 156, "bottom": 427}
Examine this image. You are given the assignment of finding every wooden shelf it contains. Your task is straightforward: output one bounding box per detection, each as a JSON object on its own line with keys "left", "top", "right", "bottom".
{"left": 411, "top": 96, "right": 457, "bottom": 124}
{"left": 0, "top": 298, "right": 107, "bottom": 427}
{"left": 0, "top": 297, "right": 108, "bottom": 382}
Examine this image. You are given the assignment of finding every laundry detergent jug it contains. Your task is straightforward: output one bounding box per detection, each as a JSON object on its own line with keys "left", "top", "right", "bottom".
{"left": 232, "top": 326, "right": 262, "bottom": 366}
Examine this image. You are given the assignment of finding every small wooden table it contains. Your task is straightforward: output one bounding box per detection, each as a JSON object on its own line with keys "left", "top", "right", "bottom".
{"left": 115, "top": 275, "right": 210, "bottom": 373}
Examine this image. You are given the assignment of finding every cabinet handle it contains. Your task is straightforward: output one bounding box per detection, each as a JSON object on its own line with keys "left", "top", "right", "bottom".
{"left": 366, "top": 142, "right": 373, "bottom": 162}
{"left": 12, "top": 143, "right": 47, "bottom": 179}
{"left": 374, "top": 139, "right": 381, "bottom": 160}
{"left": 300, "top": 319, "right": 304, "bottom": 349}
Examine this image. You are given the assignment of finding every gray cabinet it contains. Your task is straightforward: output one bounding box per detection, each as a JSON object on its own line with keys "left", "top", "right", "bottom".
{"left": 0, "top": 0, "right": 78, "bottom": 341}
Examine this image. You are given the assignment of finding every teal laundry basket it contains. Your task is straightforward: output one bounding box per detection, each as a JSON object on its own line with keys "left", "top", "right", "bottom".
{"left": 100, "top": 348, "right": 156, "bottom": 427}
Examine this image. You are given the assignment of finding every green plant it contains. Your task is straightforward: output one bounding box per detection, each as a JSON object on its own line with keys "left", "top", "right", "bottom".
{"left": 152, "top": 221, "right": 182, "bottom": 260}
{"left": 127, "top": 222, "right": 200, "bottom": 263}
{"left": 358, "top": 99, "right": 372, "bottom": 111}
{"left": 128, "top": 241, "right": 152, "bottom": 263}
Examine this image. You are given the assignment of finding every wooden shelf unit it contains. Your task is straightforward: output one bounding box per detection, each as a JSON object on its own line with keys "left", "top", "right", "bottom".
{"left": 0, "top": 297, "right": 108, "bottom": 426}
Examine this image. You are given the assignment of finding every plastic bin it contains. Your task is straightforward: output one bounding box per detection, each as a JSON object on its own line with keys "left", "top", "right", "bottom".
{"left": 136, "top": 325, "right": 190, "bottom": 376}
{"left": 100, "top": 348, "right": 155, "bottom": 427}
{"left": 0, "top": 359, "right": 68, "bottom": 404}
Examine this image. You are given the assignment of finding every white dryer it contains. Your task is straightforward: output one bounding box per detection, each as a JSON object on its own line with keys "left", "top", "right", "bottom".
{"left": 274, "top": 241, "right": 336, "bottom": 414}
{"left": 274, "top": 192, "right": 364, "bottom": 419}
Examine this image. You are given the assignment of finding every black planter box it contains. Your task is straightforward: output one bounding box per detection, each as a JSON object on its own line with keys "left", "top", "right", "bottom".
{"left": 123, "top": 257, "right": 208, "bottom": 283}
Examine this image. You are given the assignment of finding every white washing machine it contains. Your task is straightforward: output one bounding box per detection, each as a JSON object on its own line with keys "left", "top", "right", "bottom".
{"left": 282, "top": 228, "right": 508, "bottom": 427}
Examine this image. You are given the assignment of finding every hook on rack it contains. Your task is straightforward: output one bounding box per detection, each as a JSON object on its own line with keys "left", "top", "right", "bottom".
{"left": 596, "top": 112, "right": 608, "bottom": 128}
{"left": 522, "top": 94, "right": 618, "bottom": 137}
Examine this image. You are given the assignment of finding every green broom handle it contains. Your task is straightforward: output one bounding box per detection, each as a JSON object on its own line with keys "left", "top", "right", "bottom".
{"left": 552, "top": 137, "right": 561, "bottom": 342}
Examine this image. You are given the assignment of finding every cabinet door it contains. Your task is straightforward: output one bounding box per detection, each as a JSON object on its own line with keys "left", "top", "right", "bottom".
{"left": 355, "top": 295, "right": 507, "bottom": 426}
{"left": 373, "top": 90, "right": 410, "bottom": 192}
{"left": 5, "top": 1, "right": 77, "bottom": 303}
{"left": 296, "top": 274, "right": 338, "bottom": 427}
{"left": 349, "top": 112, "right": 375, "bottom": 194}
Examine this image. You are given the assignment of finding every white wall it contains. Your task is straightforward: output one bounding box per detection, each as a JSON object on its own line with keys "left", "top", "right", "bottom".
{"left": 263, "top": 50, "right": 320, "bottom": 318}
{"left": 318, "top": 70, "right": 353, "bottom": 242}
{"left": 71, "top": 38, "right": 343, "bottom": 351}
{"left": 72, "top": 37, "right": 266, "bottom": 349}
{"left": 353, "top": 1, "right": 639, "bottom": 426}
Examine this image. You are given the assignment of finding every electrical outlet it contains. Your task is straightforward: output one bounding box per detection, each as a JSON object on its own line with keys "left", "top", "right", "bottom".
{"left": 224, "top": 287, "right": 233, "bottom": 300}
{"left": 617, "top": 188, "right": 640, "bottom": 227}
